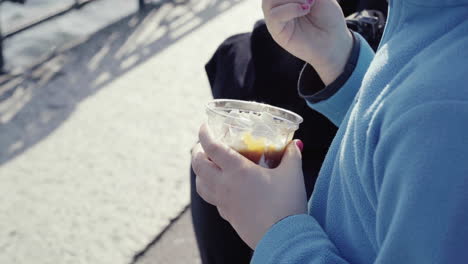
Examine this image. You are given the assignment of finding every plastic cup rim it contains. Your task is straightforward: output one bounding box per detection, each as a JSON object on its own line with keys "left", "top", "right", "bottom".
{"left": 205, "top": 99, "right": 304, "bottom": 130}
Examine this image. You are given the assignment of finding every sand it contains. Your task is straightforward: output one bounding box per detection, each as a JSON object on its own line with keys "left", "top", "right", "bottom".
{"left": 0, "top": 0, "right": 262, "bottom": 263}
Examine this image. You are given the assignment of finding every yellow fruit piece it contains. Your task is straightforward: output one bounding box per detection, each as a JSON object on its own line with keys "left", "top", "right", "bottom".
{"left": 241, "top": 132, "right": 266, "bottom": 151}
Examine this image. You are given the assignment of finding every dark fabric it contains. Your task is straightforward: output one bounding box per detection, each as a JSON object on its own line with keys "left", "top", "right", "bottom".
{"left": 298, "top": 31, "right": 361, "bottom": 103}
{"left": 205, "top": 33, "right": 255, "bottom": 100}
{"left": 192, "top": 2, "right": 388, "bottom": 264}
{"left": 340, "top": 0, "right": 388, "bottom": 17}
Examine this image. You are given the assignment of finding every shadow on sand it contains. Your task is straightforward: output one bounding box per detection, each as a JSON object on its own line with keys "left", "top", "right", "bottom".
{"left": 0, "top": 0, "right": 247, "bottom": 165}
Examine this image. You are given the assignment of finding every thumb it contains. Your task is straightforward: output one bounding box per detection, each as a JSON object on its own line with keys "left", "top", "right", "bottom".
{"left": 277, "top": 140, "right": 303, "bottom": 171}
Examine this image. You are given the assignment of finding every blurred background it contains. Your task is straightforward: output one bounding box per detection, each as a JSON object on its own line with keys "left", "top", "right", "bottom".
{"left": 0, "top": 0, "right": 261, "bottom": 263}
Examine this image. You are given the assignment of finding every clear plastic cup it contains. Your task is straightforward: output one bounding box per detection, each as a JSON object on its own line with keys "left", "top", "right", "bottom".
{"left": 205, "top": 99, "right": 303, "bottom": 168}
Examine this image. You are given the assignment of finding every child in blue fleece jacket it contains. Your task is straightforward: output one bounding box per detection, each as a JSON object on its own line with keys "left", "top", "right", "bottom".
{"left": 191, "top": 0, "right": 468, "bottom": 263}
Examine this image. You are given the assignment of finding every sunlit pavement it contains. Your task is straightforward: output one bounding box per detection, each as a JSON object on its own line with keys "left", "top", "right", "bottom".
{"left": 0, "top": 1, "right": 261, "bottom": 263}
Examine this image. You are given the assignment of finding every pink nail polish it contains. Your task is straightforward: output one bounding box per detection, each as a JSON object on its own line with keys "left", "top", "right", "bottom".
{"left": 296, "top": 140, "right": 304, "bottom": 152}
{"left": 301, "top": 4, "right": 309, "bottom": 10}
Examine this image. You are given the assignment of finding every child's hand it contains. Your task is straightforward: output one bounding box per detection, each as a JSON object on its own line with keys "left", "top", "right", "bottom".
{"left": 191, "top": 124, "right": 308, "bottom": 249}
{"left": 262, "top": 0, "right": 353, "bottom": 85}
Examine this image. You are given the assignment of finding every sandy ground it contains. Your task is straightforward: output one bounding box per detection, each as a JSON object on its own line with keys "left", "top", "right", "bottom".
{"left": 0, "top": 0, "right": 262, "bottom": 263}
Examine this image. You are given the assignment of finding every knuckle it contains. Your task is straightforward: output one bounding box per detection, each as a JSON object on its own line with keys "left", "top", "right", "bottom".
{"left": 196, "top": 178, "right": 214, "bottom": 205}
{"left": 217, "top": 207, "right": 228, "bottom": 221}
{"left": 195, "top": 177, "right": 204, "bottom": 196}
{"left": 205, "top": 142, "right": 222, "bottom": 156}
{"left": 191, "top": 163, "right": 200, "bottom": 176}
{"left": 194, "top": 151, "right": 204, "bottom": 164}
{"left": 191, "top": 153, "right": 204, "bottom": 175}
{"left": 196, "top": 174, "right": 221, "bottom": 206}
{"left": 221, "top": 205, "right": 232, "bottom": 221}
{"left": 190, "top": 143, "right": 201, "bottom": 156}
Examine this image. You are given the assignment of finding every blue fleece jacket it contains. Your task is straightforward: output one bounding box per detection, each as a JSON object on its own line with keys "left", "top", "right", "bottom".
{"left": 252, "top": 1, "right": 468, "bottom": 263}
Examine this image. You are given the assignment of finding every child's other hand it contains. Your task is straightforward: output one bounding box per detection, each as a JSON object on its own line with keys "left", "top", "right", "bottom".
{"left": 262, "top": 0, "right": 353, "bottom": 85}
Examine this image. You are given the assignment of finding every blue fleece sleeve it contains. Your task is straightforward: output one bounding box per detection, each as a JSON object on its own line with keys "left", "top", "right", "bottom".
{"left": 373, "top": 101, "right": 468, "bottom": 263}
{"left": 252, "top": 102, "right": 468, "bottom": 264}
{"left": 251, "top": 214, "right": 349, "bottom": 264}
{"left": 306, "top": 34, "right": 374, "bottom": 126}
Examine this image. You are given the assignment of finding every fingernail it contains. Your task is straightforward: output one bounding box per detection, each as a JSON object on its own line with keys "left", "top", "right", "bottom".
{"left": 295, "top": 140, "right": 304, "bottom": 152}
{"left": 301, "top": 4, "right": 309, "bottom": 10}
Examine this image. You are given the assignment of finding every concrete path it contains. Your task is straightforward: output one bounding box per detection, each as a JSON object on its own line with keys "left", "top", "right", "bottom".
{"left": 0, "top": 1, "right": 262, "bottom": 263}
{"left": 135, "top": 209, "right": 201, "bottom": 264}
